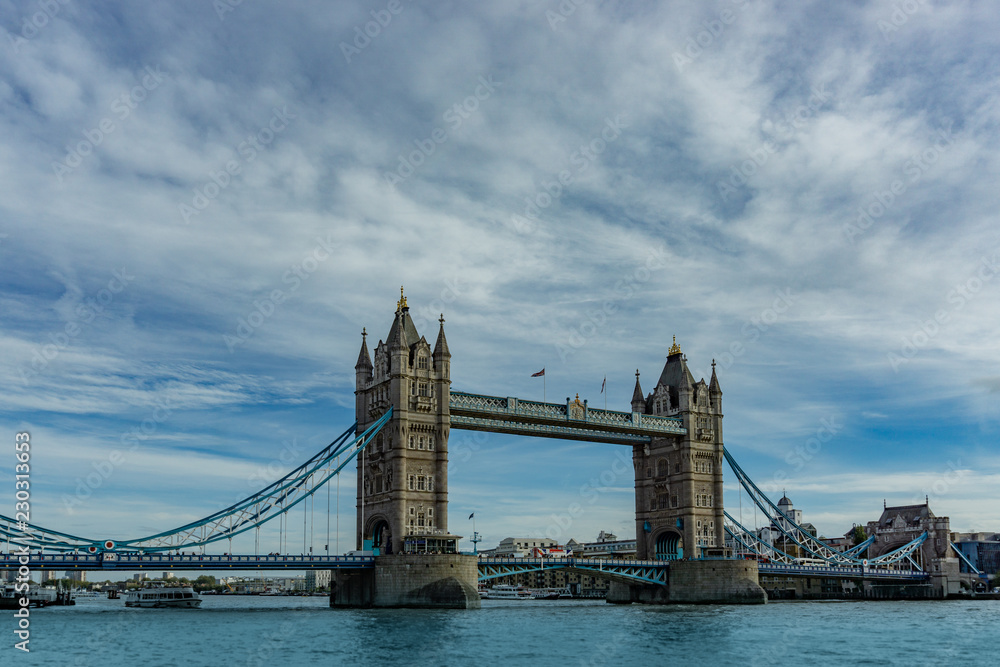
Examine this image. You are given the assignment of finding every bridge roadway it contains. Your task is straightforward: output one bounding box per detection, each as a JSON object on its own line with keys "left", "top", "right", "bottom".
{"left": 1, "top": 553, "right": 930, "bottom": 583}
{"left": 477, "top": 557, "right": 930, "bottom": 584}
{"left": 1, "top": 553, "right": 375, "bottom": 571}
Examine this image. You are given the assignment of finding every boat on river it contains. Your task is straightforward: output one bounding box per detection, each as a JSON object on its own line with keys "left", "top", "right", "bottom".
{"left": 125, "top": 583, "right": 201, "bottom": 608}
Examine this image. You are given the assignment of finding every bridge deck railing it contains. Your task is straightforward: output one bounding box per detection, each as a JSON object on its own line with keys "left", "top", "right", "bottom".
{"left": 0, "top": 553, "right": 375, "bottom": 569}
{"left": 449, "top": 392, "right": 686, "bottom": 436}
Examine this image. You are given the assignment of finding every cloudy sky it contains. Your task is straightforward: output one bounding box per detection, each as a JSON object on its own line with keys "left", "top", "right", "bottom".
{"left": 1, "top": 0, "right": 998, "bottom": 559}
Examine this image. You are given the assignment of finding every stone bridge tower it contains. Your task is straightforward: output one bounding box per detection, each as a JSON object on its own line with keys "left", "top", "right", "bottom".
{"left": 353, "top": 288, "right": 453, "bottom": 554}
{"left": 631, "top": 338, "right": 725, "bottom": 560}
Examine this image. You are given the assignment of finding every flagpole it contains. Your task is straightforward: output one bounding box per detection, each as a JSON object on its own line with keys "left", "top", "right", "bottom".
{"left": 543, "top": 373, "right": 546, "bottom": 403}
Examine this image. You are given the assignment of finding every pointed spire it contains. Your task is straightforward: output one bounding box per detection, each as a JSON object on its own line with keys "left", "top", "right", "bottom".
{"left": 631, "top": 369, "right": 645, "bottom": 412}
{"left": 709, "top": 358, "right": 721, "bottom": 395}
{"left": 433, "top": 313, "right": 450, "bottom": 358}
{"left": 355, "top": 328, "right": 373, "bottom": 371}
{"left": 387, "top": 307, "right": 407, "bottom": 351}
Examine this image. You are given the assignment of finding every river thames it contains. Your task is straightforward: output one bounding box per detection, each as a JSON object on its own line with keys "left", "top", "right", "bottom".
{"left": 9, "top": 596, "right": 997, "bottom": 665}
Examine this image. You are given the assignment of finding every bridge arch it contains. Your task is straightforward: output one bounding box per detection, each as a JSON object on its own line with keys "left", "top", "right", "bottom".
{"left": 654, "top": 530, "right": 682, "bottom": 560}
{"left": 366, "top": 516, "right": 392, "bottom": 555}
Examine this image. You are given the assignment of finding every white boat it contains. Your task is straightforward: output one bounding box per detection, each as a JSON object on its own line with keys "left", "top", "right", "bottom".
{"left": 0, "top": 584, "right": 74, "bottom": 608}
{"left": 125, "top": 583, "right": 201, "bottom": 608}
{"left": 481, "top": 585, "right": 533, "bottom": 600}
{"left": 73, "top": 590, "right": 103, "bottom": 599}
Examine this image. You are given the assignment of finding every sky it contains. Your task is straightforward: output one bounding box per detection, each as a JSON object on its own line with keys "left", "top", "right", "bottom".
{"left": 1, "top": 0, "right": 999, "bottom": 562}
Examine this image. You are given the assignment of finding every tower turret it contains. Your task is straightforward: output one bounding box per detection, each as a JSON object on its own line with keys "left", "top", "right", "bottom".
{"left": 631, "top": 370, "right": 645, "bottom": 413}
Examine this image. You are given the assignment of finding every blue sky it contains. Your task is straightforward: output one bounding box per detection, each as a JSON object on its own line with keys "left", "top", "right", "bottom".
{"left": 1, "top": 0, "right": 998, "bottom": 559}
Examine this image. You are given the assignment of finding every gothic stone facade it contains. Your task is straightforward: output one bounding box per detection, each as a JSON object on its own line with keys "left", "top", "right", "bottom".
{"left": 631, "top": 343, "right": 725, "bottom": 560}
{"left": 354, "top": 294, "right": 451, "bottom": 553}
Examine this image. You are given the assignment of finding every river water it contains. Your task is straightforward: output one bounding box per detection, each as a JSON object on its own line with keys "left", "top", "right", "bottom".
{"left": 9, "top": 595, "right": 997, "bottom": 666}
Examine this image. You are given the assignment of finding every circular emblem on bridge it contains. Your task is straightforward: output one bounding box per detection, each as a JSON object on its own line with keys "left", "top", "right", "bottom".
{"left": 104, "top": 540, "right": 116, "bottom": 551}
{"left": 862, "top": 559, "right": 869, "bottom": 567}
{"left": 87, "top": 546, "right": 97, "bottom": 554}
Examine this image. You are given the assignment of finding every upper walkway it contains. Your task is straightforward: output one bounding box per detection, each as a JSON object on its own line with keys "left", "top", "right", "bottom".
{"left": 449, "top": 392, "right": 686, "bottom": 444}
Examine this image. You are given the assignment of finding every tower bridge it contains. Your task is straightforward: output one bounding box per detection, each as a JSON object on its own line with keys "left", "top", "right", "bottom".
{"left": 3, "top": 290, "right": 976, "bottom": 607}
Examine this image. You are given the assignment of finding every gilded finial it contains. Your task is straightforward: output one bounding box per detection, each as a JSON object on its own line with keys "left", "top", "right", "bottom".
{"left": 396, "top": 286, "right": 408, "bottom": 310}
{"left": 362, "top": 327, "right": 367, "bottom": 339}
{"left": 668, "top": 335, "right": 681, "bottom": 356}
{"left": 439, "top": 313, "right": 445, "bottom": 325}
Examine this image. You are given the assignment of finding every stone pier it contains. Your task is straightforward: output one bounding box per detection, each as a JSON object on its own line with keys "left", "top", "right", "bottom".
{"left": 606, "top": 559, "right": 767, "bottom": 605}
{"left": 331, "top": 554, "right": 480, "bottom": 609}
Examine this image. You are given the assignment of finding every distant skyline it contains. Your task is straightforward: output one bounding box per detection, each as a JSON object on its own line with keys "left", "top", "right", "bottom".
{"left": 2, "top": 1, "right": 999, "bottom": 556}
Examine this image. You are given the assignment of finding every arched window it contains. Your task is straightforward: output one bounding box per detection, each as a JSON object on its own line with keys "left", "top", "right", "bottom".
{"left": 656, "top": 459, "right": 668, "bottom": 477}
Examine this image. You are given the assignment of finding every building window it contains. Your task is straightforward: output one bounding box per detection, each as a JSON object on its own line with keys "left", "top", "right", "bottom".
{"left": 419, "top": 383, "right": 429, "bottom": 397}
{"left": 674, "top": 462, "right": 680, "bottom": 473}
{"left": 409, "top": 507, "right": 415, "bottom": 516}
{"left": 658, "top": 494, "right": 668, "bottom": 510}
{"left": 428, "top": 508, "right": 433, "bottom": 517}
{"left": 408, "top": 436, "right": 415, "bottom": 449}
{"left": 417, "top": 476, "right": 425, "bottom": 491}
{"left": 417, "top": 355, "right": 428, "bottom": 370}
{"left": 657, "top": 459, "right": 668, "bottom": 477}
{"left": 408, "top": 475, "right": 414, "bottom": 490}
{"left": 428, "top": 435, "right": 435, "bottom": 450}
{"left": 418, "top": 436, "right": 425, "bottom": 450}
{"left": 671, "top": 495, "right": 678, "bottom": 508}
{"left": 650, "top": 498, "right": 656, "bottom": 510}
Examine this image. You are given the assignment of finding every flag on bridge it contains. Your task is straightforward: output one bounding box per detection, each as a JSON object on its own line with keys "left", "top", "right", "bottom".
{"left": 601, "top": 376, "right": 606, "bottom": 394}
{"left": 468, "top": 512, "right": 475, "bottom": 520}
{"left": 531, "top": 368, "right": 545, "bottom": 377}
